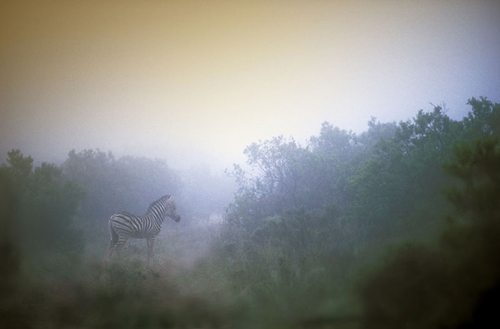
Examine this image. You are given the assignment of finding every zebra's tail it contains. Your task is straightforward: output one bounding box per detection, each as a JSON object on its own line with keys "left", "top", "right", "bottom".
{"left": 105, "top": 215, "right": 119, "bottom": 267}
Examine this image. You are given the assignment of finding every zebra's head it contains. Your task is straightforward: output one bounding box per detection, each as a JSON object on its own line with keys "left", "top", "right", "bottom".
{"left": 165, "top": 195, "right": 181, "bottom": 222}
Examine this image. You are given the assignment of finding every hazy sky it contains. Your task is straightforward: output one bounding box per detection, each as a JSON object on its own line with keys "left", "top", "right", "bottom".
{"left": 1, "top": 0, "right": 499, "bottom": 170}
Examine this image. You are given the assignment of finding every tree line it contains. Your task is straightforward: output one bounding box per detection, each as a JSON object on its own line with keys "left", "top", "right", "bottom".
{"left": 224, "top": 97, "right": 499, "bottom": 246}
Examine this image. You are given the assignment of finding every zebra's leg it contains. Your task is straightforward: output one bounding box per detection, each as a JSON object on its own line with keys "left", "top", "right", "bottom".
{"left": 114, "top": 236, "right": 129, "bottom": 260}
{"left": 105, "top": 223, "right": 119, "bottom": 266}
{"left": 146, "top": 237, "right": 156, "bottom": 268}
{"left": 106, "top": 239, "right": 117, "bottom": 265}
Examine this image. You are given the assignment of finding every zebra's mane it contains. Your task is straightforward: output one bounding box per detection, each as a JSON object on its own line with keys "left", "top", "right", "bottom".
{"left": 146, "top": 195, "right": 170, "bottom": 214}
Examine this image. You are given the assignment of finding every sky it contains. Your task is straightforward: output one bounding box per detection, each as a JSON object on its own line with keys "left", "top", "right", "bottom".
{"left": 1, "top": 0, "right": 499, "bottom": 170}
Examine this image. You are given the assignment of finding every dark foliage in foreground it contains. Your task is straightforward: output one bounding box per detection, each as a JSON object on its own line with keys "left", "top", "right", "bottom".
{"left": 359, "top": 136, "right": 500, "bottom": 329}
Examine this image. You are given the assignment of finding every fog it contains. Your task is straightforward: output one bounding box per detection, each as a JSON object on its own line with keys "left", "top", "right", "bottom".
{"left": 1, "top": 1, "right": 500, "bottom": 328}
{"left": 2, "top": 0, "right": 499, "bottom": 170}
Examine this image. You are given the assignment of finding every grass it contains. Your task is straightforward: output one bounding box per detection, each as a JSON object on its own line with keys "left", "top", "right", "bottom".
{"left": 73, "top": 218, "right": 364, "bottom": 328}
{"left": 6, "top": 213, "right": 496, "bottom": 329}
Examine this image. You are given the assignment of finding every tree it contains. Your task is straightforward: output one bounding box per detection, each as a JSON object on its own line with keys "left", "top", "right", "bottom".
{"left": 4, "top": 149, "right": 33, "bottom": 188}
{"left": 62, "top": 149, "right": 116, "bottom": 219}
{"left": 226, "top": 136, "right": 313, "bottom": 232}
{"left": 444, "top": 137, "right": 500, "bottom": 220}
{"left": 308, "top": 122, "right": 367, "bottom": 210}
{"left": 346, "top": 105, "right": 461, "bottom": 241}
{"left": 462, "top": 97, "right": 500, "bottom": 139}
{"left": 0, "top": 150, "right": 84, "bottom": 257}
{"left": 359, "top": 135, "right": 500, "bottom": 329}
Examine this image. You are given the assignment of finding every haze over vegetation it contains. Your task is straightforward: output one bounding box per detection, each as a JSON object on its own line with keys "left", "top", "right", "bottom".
{"left": 1, "top": 1, "right": 500, "bottom": 328}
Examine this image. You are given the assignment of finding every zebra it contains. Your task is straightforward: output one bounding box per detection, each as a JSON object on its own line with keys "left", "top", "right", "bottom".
{"left": 106, "top": 195, "right": 181, "bottom": 267}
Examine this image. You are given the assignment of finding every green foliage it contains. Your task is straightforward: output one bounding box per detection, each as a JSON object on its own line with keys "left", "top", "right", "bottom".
{"left": 358, "top": 133, "right": 500, "bottom": 329}
{"left": 209, "top": 204, "right": 361, "bottom": 327}
{"left": 214, "top": 97, "right": 499, "bottom": 327}
{"left": 0, "top": 150, "right": 87, "bottom": 327}
{"left": 62, "top": 149, "right": 116, "bottom": 219}
{"left": 0, "top": 167, "right": 21, "bottom": 321}
{"left": 358, "top": 213, "right": 500, "bottom": 329}
{"left": 346, "top": 105, "right": 461, "bottom": 241}
{"left": 243, "top": 136, "right": 311, "bottom": 211}
{"left": 2, "top": 260, "right": 229, "bottom": 329}
{"left": 444, "top": 137, "right": 500, "bottom": 220}
{"left": 463, "top": 96, "right": 500, "bottom": 139}
{"left": 22, "top": 163, "right": 84, "bottom": 254}
{"left": 308, "top": 123, "right": 366, "bottom": 210}
{"left": 0, "top": 150, "right": 85, "bottom": 258}
{"left": 222, "top": 132, "right": 363, "bottom": 303}
{"left": 225, "top": 103, "right": 468, "bottom": 249}
{"left": 5, "top": 149, "right": 33, "bottom": 186}
{"left": 225, "top": 130, "right": 365, "bottom": 236}
{"left": 52, "top": 263, "right": 227, "bottom": 329}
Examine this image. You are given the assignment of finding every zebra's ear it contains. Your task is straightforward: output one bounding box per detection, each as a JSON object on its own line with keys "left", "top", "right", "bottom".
{"left": 167, "top": 195, "right": 174, "bottom": 201}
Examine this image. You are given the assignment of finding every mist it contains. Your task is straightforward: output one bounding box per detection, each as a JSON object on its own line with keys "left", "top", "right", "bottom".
{"left": 1, "top": 1, "right": 500, "bottom": 328}
{"left": 2, "top": 0, "right": 499, "bottom": 170}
